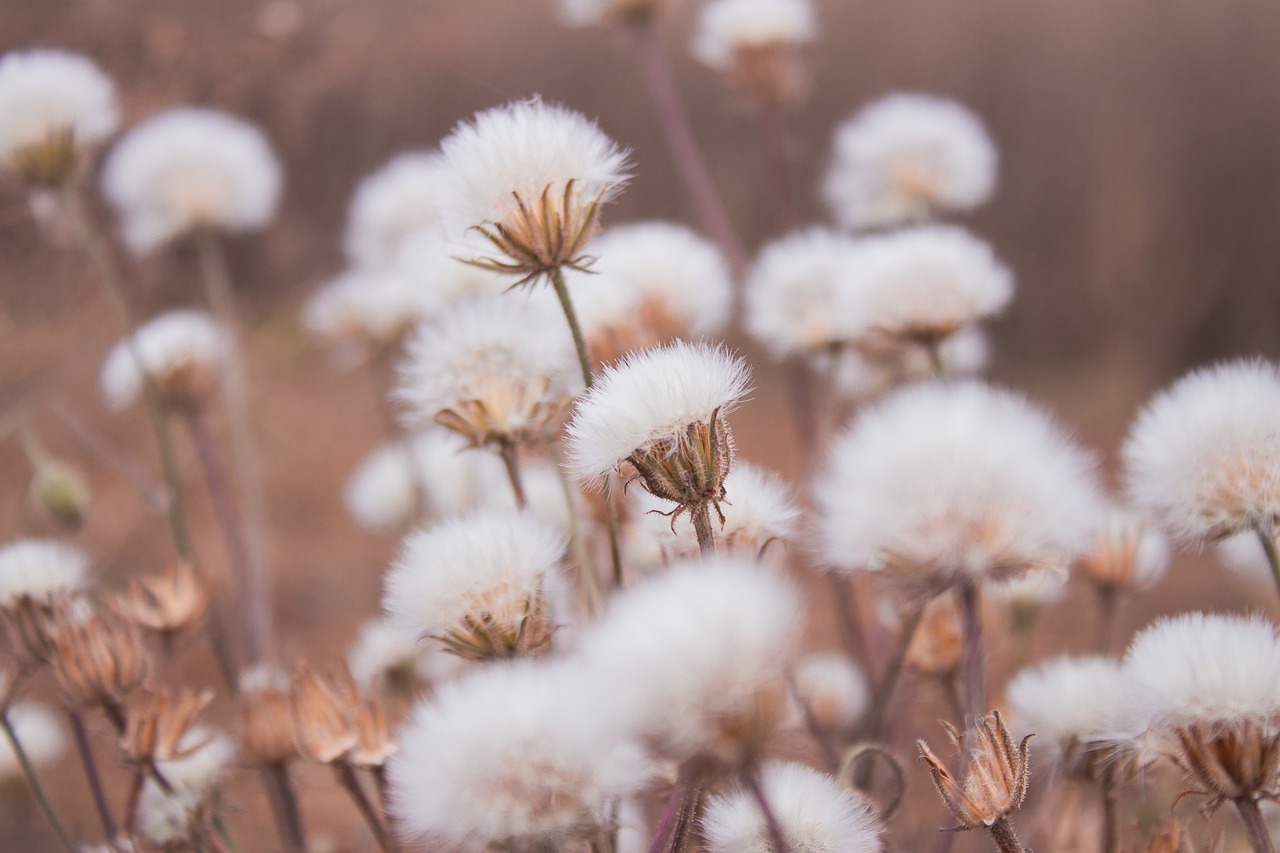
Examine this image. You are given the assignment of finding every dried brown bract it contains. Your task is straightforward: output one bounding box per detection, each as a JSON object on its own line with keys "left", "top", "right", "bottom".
{"left": 237, "top": 665, "right": 297, "bottom": 764}
{"left": 122, "top": 685, "right": 214, "bottom": 765}
{"left": 48, "top": 598, "right": 147, "bottom": 722}
{"left": 117, "top": 560, "right": 207, "bottom": 638}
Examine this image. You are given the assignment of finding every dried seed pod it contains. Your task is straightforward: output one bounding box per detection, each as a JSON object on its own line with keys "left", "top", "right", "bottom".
{"left": 122, "top": 686, "right": 214, "bottom": 765}
{"left": 117, "top": 560, "right": 207, "bottom": 638}
{"left": 236, "top": 665, "right": 297, "bottom": 764}
{"left": 48, "top": 598, "right": 147, "bottom": 720}
{"left": 291, "top": 664, "right": 358, "bottom": 764}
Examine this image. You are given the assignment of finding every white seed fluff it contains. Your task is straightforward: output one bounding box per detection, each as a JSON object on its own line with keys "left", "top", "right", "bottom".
{"left": 576, "top": 556, "right": 803, "bottom": 761}
{"left": 744, "top": 227, "right": 867, "bottom": 358}
{"left": 0, "top": 538, "right": 88, "bottom": 606}
{"left": 823, "top": 93, "right": 997, "bottom": 231}
{"left": 344, "top": 152, "right": 450, "bottom": 268}
{"left": 814, "top": 381, "right": 1103, "bottom": 584}
{"left": 702, "top": 761, "right": 881, "bottom": 853}
{"left": 99, "top": 309, "right": 229, "bottom": 411}
{"left": 1006, "top": 655, "right": 1131, "bottom": 766}
{"left": 0, "top": 49, "right": 119, "bottom": 163}
{"left": 136, "top": 728, "right": 236, "bottom": 844}
{"left": 303, "top": 267, "right": 435, "bottom": 357}
{"left": 693, "top": 0, "right": 817, "bottom": 71}
{"left": 101, "top": 107, "right": 282, "bottom": 253}
{"left": 566, "top": 340, "right": 752, "bottom": 483}
{"left": 1123, "top": 360, "right": 1280, "bottom": 541}
{"left": 991, "top": 569, "right": 1068, "bottom": 608}
{"left": 392, "top": 228, "right": 513, "bottom": 304}
{"left": 0, "top": 702, "right": 66, "bottom": 781}
{"left": 557, "top": 0, "right": 672, "bottom": 27}
{"left": 381, "top": 508, "right": 567, "bottom": 644}
{"left": 387, "top": 660, "right": 650, "bottom": 850}
{"left": 790, "top": 652, "right": 870, "bottom": 732}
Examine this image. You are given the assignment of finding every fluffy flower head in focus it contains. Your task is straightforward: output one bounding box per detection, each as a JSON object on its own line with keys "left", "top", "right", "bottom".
{"left": 387, "top": 660, "right": 650, "bottom": 851}
{"left": 100, "top": 310, "right": 229, "bottom": 413}
{"left": 577, "top": 556, "right": 802, "bottom": 763}
{"left": 344, "top": 152, "right": 449, "bottom": 268}
{"left": 1006, "top": 655, "right": 1131, "bottom": 773}
{"left": 439, "top": 97, "right": 631, "bottom": 285}
{"left": 1121, "top": 613, "right": 1280, "bottom": 804}
{"left": 101, "top": 106, "right": 282, "bottom": 253}
{"left": 789, "top": 652, "right": 869, "bottom": 733}
{"left": 1123, "top": 360, "right": 1280, "bottom": 541}
{"left": 0, "top": 538, "right": 88, "bottom": 607}
{"left": 381, "top": 509, "right": 566, "bottom": 660}
{"left": 397, "top": 294, "right": 577, "bottom": 449}
{"left": 693, "top": 0, "right": 816, "bottom": 106}
{"left": 0, "top": 702, "right": 65, "bottom": 780}
{"left": 702, "top": 761, "right": 881, "bottom": 853}
{"left": 303, "top": 268, "right": 434, "bottom": 362}
{"left": 0, "top": 49, "right": 118, "bottom": 186}
{"left": 814, "top": 380, "right": 1102, "bottom": 588}
{"left": 824, "top": 93, "right": 997, "bottom": 230}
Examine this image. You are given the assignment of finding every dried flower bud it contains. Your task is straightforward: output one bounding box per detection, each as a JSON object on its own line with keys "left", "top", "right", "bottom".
{"left": 48, "top": 598, "right": 147, "bottom": 718}
{"left": 905, "top": 595, "right": 963, "bottom": 678}
{"left": 117, "top": 560, "right": 207, "bottom": 638}
{"left": 918, "top": 710, "right": 1031, "bottom": 836}
{"left": 30, "top": 458, "right": 91, "bottom": 529}
{"left": 100, "top": 311, "right": 230, "bottom": 415}
{"left": 236, "top": 665, "right": 297, "bottom": 764}
{"left": 122, "top": 686, "right": 214, "bottom": 765}
{"left": 349, "top": 691, "right": 396, "bottom": 769}
{"left": 291, "top": 664, "right": 358, "bottom": 764}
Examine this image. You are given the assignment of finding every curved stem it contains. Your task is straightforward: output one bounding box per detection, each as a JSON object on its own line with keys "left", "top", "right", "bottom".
{"left": 854, "top": 599, "right": 925, "bottom": 789}
{"left": 1236, "top": 797, "right": 1276, "bottom": 853}
{"left": 0, "top": 711, "right": 79, "bottom": 852}
{"left": 68, "top": 709, "right": 117, "bottom": 843}
{"left": 690, "top": 501, "right": 717, "bottom": 556}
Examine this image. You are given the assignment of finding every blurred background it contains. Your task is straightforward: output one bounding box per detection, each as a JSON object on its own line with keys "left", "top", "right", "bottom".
{"left": 2, "top": 0, "right": 1280, "bottom": 849}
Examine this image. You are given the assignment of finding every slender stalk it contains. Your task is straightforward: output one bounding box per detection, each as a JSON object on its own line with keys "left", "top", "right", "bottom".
{"left": 757, "top": 104, "right": 796, "bottom": 235}
{"left": 988, "top": 816, "right": 1026, "bottom": 853}
{"left": 185, "top": 411, "right": 263, "bottom": 663}
{"left": 0, "top": 711, "right": 79, "bottom": 852}
{"left": 49, "top": 399, "right": 166, "bottom": 510}
{"left": 1095, "top": 584, "right": 1120, "bottom": 654}
{"left": 926, "top": 339, "right": 947, "bottom": 378}
{"left": 630, "top": 18, "right": 749, "bottom": 275}
{"left": 690, "top": 501, "right": 717, "bottom": 556}
{"left": 68, "top": 709, "right": 118, "bottom": 843}
{"left": 122, "top": 766, "right": 145, "bottom": 836}
{"left": 497, "top": 439, "right": 527, "bottom": 508}
{"left": 1100, "top": 772, "right": 1120, "bottom": 853}
{"left": 1255, "top": 528, "right": 1280, "bottom": 605}
{"left": 957, "top": 580, "right": 985, "bottom": 736}
{"left": 788, "top": 679, "right": 840, "bottom": 771}
{"left": 373, "top": 765, "right": 399, "bottom": 851}
{"left": 261, "top": 762, "right": 307, "bottom": 853}
{"left": 826, "top": 574, "right": 867, "bottom": 668}
{"left": 604, "top": 484, "right": 626, "bottom": 589}
{"left": 1236, "top": 797, "right": 1276, "bottom": 853}
{"left": 550, "top": 445, "right": 601, "bottom": 613}
{"left": 854, "top": 599, "right": 925, "bottom": 789}
{"left": 648, "top": 761, "right": 703, "bottom": 853}
{"left": 745, "top": 771, "right": 790, "bottom": 853}
{"left": 213, "top": 814, "right": 243, "bottom": 853}
{"left": 335, "top": 763, "right": 391, "bottom": 852}
{"left": 550, "top": 266, "right": 595, "bottom": 390}
{"left": 195, "top": 232, "right": 274, "bottom": 660}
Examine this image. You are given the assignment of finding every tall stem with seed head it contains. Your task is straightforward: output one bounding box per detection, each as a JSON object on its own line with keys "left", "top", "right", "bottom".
{"left": 758, "top": 104, "right": 796, "bottom": 235}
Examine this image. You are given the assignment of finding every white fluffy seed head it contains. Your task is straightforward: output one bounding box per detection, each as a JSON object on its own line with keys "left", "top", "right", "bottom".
{"left": 1073, "top": 507, "right": 1171, "bottom": 589}
{"left": 744, "top": 227, "right": 866, "bottom": 358}
{"left": 344, "top": 152, "right": 450, "bottom": 268}
{"left": 303, "top": 267, "right": 435, "bottom": 359}
{"left": 381, "top": 508, "right": 566, "bottom": 646}
{"left": 557, "top": 0, "right": 671, "bottom": 26}
{"left": 1006, "top": 655, "right": 1131, "bottom": 767}
{"left": 0, "top": 538, "right": 88, "bottom": 606}
{"left": 396, "top": 294, "right": 578, "bottom": 444}
{"left": 100, "top": 310, "right": 229, "bottom": 413}
{"left": 815, "top": 381, "right": 1104, "bottom": 587}
{"left": 136, "top": 728, "right": 235, "bottom": 844}
{"left": 848, "top": 225, "right": 1013, "bottom": 343}
{"left": 824, "top": 93, "right": 997, "bottom": 231}
{"left": 702, "top": 761, "right": 881, "bottom": 853}
{"left": 387, "top": 660, "right": 651, "bottom": 851}
{"left": 0, "top": 49, "right": 118, "bottom": 169}
{"left": 828, "top": 328, "right": 991, "bottom": 403}
{"left": 789, "top": 653, "right": 870, "bottom": 732}
{"left": 692, "top": 0, "right": 817, "bottom": 70}
{"left": 991, "top": 569, "right": 1068, "bottom": 609}
{"left": 566, "top": 340, "right": 752, "bottom": 482}
{"left": 1122, "top": 613, "right": 1280, "bottom": 733}
{"left": 392, "top": 229, "right": 513, "bottom": 305}
{"left": 0, "top": 702, "right": 66, "bottom": 780}
{"left": 101, "top": 107, "right": 282, "bottom": 254}
{"left": 1123, "top": 360, "right": 1280, "bottom": 542}
{"left": 578, "top": 556, "right": 803, "bottom": 762}
{"left": 438, "top": 97, "right": 631, "bottom": 241}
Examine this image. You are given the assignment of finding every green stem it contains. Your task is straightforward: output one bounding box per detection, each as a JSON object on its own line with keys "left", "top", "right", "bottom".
{"left": 0, "top": 711, "right": 79, "bottom": 853}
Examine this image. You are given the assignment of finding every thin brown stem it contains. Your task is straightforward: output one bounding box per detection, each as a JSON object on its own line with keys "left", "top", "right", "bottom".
{"left": 0, "top": 711, "right": 79, "bottom": 852}
{"left": 631, "top": 18, "right": 749, "bottom": 275}
{"left": 335, "top": 762, "right": 391, "bottom": 852}
{"left": 826, "top": 574, "right": 868, "bottom": 669}
{"left": 690, "top": 501, "right": 717, "bottom": 556}
{"left": 1236, "top": 797, "right": 1276, "bottom": 853}
{"left": 854, "top": 599, "right": 925, "bottom": 789}
{"left": 1095, "top": 584, "right": 1120, "bottom": 654}
{"left": 195, "top": 232, "right": 274, "bottom": 661}
{"left": 1100, "top": 773, "right": 1120, "bottom": 853}
{"left": 122, "top": 766, "right": 145, "bottom": 836}
{"left": 757, "top": 104, "right": 796, "bottom": 235}
{"left": 958, "top": 580, "right": 985, "bottom": 736}
{"left": 497, "top": 439, "right": 527, "bottom": 509}
{"left": 745, "top": 771, "right": 791, "bottom": 853}
{"left": 788, "top": 678, "right": 840, "bottom": 771}
{"left": 261, "top": 762, "right": 307, "bottom": 853}
{"left": 49, "top": 399, "right": 166, "bottom": 509}
{"left": 988, "top": 816, "right": 1026, "bottom": 853}
{"left": 648, "top": 761, "right": 703, "bottom": 853}
{"left": 68, "top": 709, "right": 117, "bottom": 843}
{"left": 1255, "top": 527, "right": 1280, "bottom": 606}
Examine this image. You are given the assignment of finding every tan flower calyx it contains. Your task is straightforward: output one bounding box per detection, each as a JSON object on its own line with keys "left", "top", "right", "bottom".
{"left": 1170, "top": 719, "right": 1280, "bottom": 808}
{"left": 905, "top": 594, "right": 963, "bottom": 678}
{"left": 433, "top": 592, "right": 556, "bottom": 663}
{"left": 1075, "top": 525, "right": 1145, "bottom": 589}
{"left": 8, "top": 127, "right": 79, "bottom": 187}
{"left": 918, "top": 709, "right": 1032, "bottom": 831}
{"left": 1, "top": 592, "right": 66, "bottom": 666}
{"left": 725, "top": 42, "right": 809, "bottom": 109}
{"left": 291, "top": 663, "right": 359, "bottom": 764}
{"left": 237, "top": 670, "right": 297, "bottom": 764}
{"left": 48, "top": 598, "right": 147, "bottom": 721}
{"left": 628, "top": 407, "right": 736, "bottom": 529}
{"left": 466, "top": 180, "right": 604, "bottom": 288}
{"left": 122, "top": 686, "right": 214, "bottom": 764}
{"left": 117, "top": 560, "right": 207, "bottom": 636}
{"left": 432, "top": 375, "right": 570, "bottom": 450}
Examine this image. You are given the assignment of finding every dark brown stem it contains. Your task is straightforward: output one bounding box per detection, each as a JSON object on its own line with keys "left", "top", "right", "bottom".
{"left": 745, "top": 771, "right": 790, "bottom": 853}
{"left": 0, "top": 711, "right": 79, "bottom": 852}
{"left": 497, "top": 439, "right": 527, "bottom": 508}
{"left": 605, "top": 489, "right": 625, "bottom": 590}
{"left": 631, "top": 18, "right": 748, "bottom": 275}
{"left": 826, "top": 574, "right": 868, "bottom": 669}
{"left": 855, "top": 599, "right": 925, "bottom": 789}
{"left": 1236, "top": 797, "right": 1277, "bottom": 853}
{"left": 988, "top": 816, "right": 1026, "bottom": 853}
{"left": 788, "top": 678, "right": 840, "bottom": 771}
{"left": 757, "top": 104, "right": 796, "bottom": 234}
{"left": 185, "top": 411, "right": 263, "bottom": 664}
{"left": 958, "top": 580, "right": 985, "bottom": 736}
{"left": 68, "top": 709, "right": 117, "bottom": 843}
{"left": 648, "top": 761, "right": 703, "bottom": 853}
{"left": 335, "top": 763, "right": 391, "bottom": 852}
{"left": 122, "top": 766, "right": 145, "bottom": 836}
{"left": 261, "top": 762, "right": 307, "bottom": 853}
{"left": 690, "top": 500, "right": 717, "bottom": 556}
{"left": 1255, "top": 528, "right": 1280, "bottom": 607}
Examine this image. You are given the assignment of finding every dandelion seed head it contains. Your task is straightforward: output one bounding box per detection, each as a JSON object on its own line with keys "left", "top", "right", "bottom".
{"left": 344, "top": 152, "right": 449, "bottom": 268}
{"left": 1006, "top": 655, "right": 1131, "bottom": 768}
{"left": 692, "top": 0, "right": 817, "bottom": 70}
{"left": 557, "top": 0, "right": 671, "bottom": 27}
{"left": 790, "top": 652, "right": 869, "bottom": 732}
{"left": 303, "top": 267, "right": 435, "bottom": 359}
{"left": 0, "top": 539, "right": 88, "bottom": 607}
{"left": 100, "top": 310, "right": 229, "bottom": 413}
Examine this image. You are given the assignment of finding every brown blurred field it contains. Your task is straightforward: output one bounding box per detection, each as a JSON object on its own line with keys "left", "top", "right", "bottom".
{"left": 3, "top": 0, "right": 1280, "bottom": 850}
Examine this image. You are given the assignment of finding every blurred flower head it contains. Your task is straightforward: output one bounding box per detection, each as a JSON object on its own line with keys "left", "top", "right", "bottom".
{"left": 693, "top": 0, "right": 816, "bottom": 107}
{"left": 0, "top": 702, "right": 66, "bottom": 782}
{"left": 100, "top": 310, "right": 229, "bottom": 414}
{"left": 557, "top": 0, "right": 671, "bottom": 27}
{"left": 0, "top": 538, "right": 88, "bottom": 609}
{"left": 135, "top": 727, "right": 235, "bottom": 845}
{"left": 344, "top": 151, "right": 449, "bottom": 268}
{"left": 789, "top": 652, "right": 869, "bottom": 733}
{"left": 1073, "top": 508, "right": 1171, "bottom": 591}
{"left": 303, "top": 267, "right": 435, "bottom": 363}
{"left": 1006, "top": 655, "right": 1132, "bottom": 774}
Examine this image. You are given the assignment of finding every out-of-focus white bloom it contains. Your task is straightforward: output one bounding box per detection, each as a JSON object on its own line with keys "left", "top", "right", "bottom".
{"left": 991, "top": 569, "right": 1067, "bottom": 609}
{"left": 136, "top": 728, "right": 235, "bottom": 844}
{"left": 635, "top": 463, "right": 798, "bottom": 561}
{"left": 0, "top": 703, "right": 66, "bottom": 780}
{"left": 557, "top": 0, "right": 672, "bottom": 27}
{"left": 1073, "top": 508, "right": 1171, "bottom": 590}
{"left": 438, "top": 98, "right": 631, "bottom": 283}
{"left": 702, "top": 761, "right": 881, "bottom": 853}
{"left": 828, "top": 328, "right": 990, "bottom": 402}
{"left": 615, "top": 798, "right": 651, "bottom": 853}
{"left": 392, "top": 229, "right": 512, "bottom": 305}
{"left": 387, "top": 660, "right": 650, "bottom": 851}
{"left": 824, "top": 93, "right": 997, "bottom": 231}
{"left": 692, "top": 0, "right": 816, "bottom": 70}
{"left": 577, "top": 556, "right": 803, "bottom": 762}
{"left": 397, "top": 294, "right": 577, "bottom": 447}
{"left": 789, "top": 652, "right": 869, "bottom": 732}
{"left": 0, "top": 539, "right": 88, "bottom": 607}
{"left": 744, "top": 228, "right": 864, "bottom": 359}
{"left": 303, "top": 267, "right": 434, "bottom": 360}
{"left": 815, "top": 381, "right": 1103, "bottom": 588}
{"left": 344, "top": 152, "right": 449, "bottom": 268}
{"left": 1215, "top": 533, "right": 1272, "bottom": 584}
{"left": 1123, "top": 360, "right": 1280, "bottom": 542}
{"left": 848, "top": 225, "right": 1013, "bottom": 346}
{"left": 381, "top": 509, "right": 566, "bottom": 659}
{"left": 1006, "top": 656, "right": 1130, "bottom": 769}
{"left": 0, "top": 50, "right": 118, "bottom": 184}
{"left": 567, "top": 340, "right": 751, "bottom": 483}
{"left": 101, "top": 107, "right": 282, "bottom": 253}
{"left": 100, "top": 310, "right": 229, "bottom": 413}
{"left": 347, "top": 617, "right": 462, "bottom": 690}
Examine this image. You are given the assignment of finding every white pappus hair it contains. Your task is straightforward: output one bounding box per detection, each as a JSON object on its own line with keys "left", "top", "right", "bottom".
{"left": 344, "top": 151, "right": 450, "bottom": 268}
{"left": 99, "top": 309, "right": 229, "bottom": 411}
{"left": 0, "top": 49, "right": 119, "bottom": 163}
{"left": 693, "top": 0, "right": 817, "bottom": 70}
{"left": 0, "top": 538, "right": 89, "bottom": 606}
